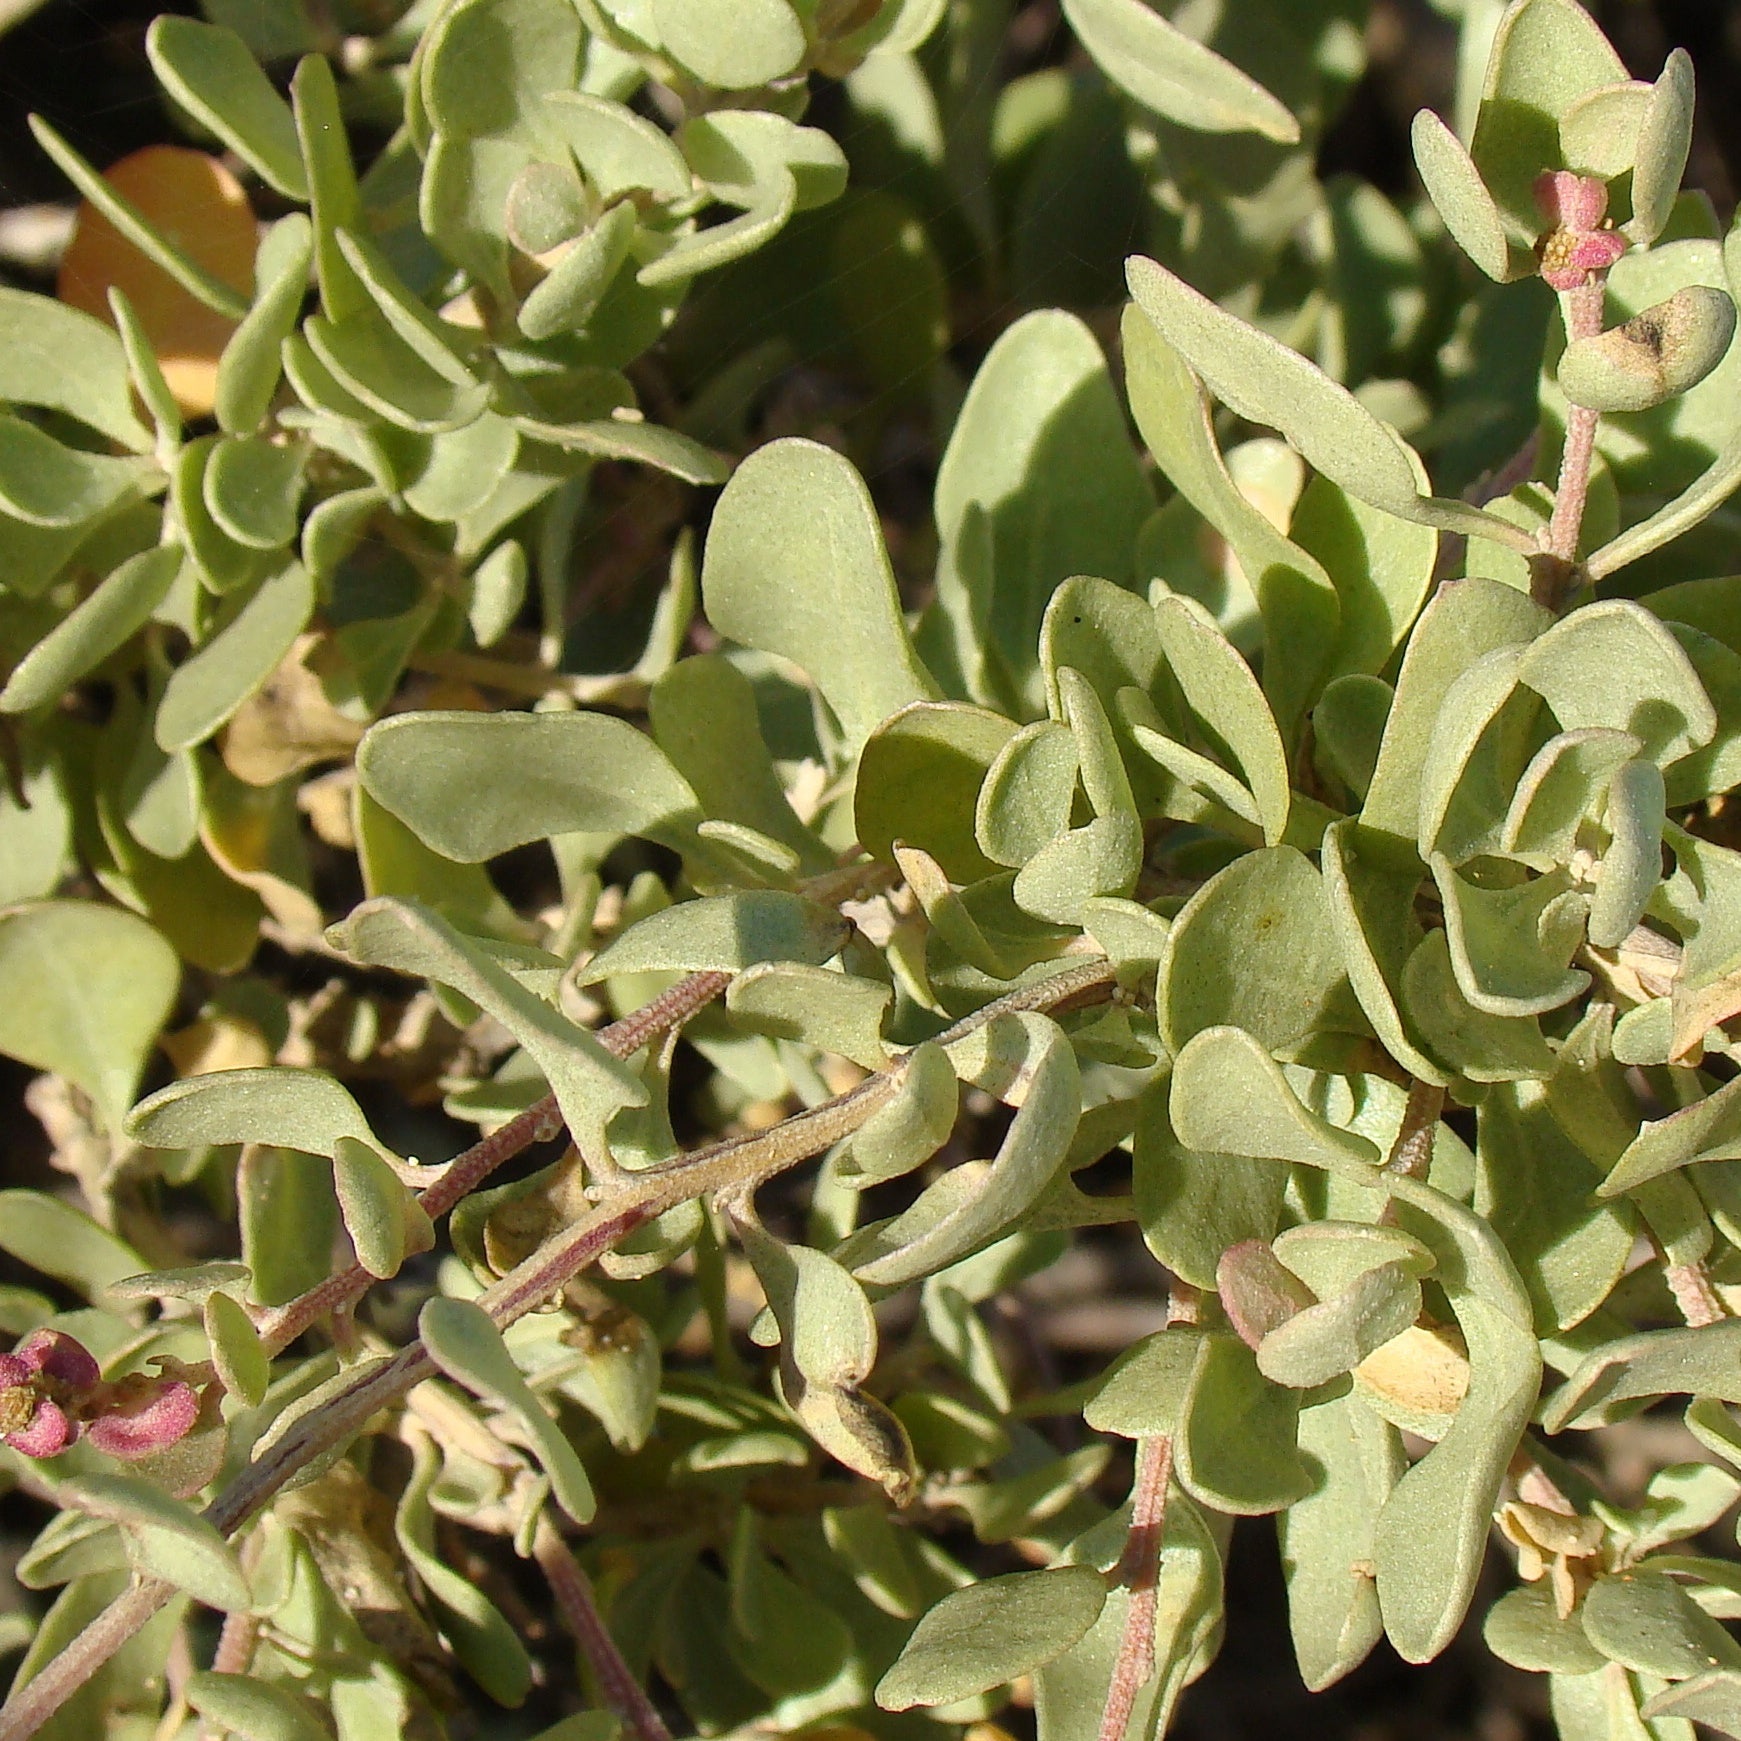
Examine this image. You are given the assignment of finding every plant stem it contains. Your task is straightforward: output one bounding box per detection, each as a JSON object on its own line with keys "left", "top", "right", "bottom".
{"left": 0, "top": 959, "right": 1119, "bottom": 1741}
{"left": 1384, "top": 1079, "right": 1444, "bottom": 1180}
{"left": 1537, "top": 277, "right": 1606, "bottom": 606}
{"left": 255, "top": 970, "right": 730, "bottom": 1356}
{"left": 1097, "top": 1434, "right": 1175, "bottom": 1741}
{"left": 533, "top": 1519, "right": 672, "bottom": 1741}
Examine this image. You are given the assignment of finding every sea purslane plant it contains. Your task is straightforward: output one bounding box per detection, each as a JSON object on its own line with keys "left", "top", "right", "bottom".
{"left": 4, "top": 1, "right": 1741, "bottom": 1738}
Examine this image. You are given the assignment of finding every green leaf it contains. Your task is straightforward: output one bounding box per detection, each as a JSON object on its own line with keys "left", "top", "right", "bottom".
{"left": 514, "top": 415, "right": 728, "bottom": 486}
{"left": 1588, "top": 758, "right": 1665, "bottom": 949}
{"left": 1598, "top": 1072, "right": 1741, "bottom": 1198}
{"left": 1629, "top": 49, "right": 1696, "bottom": 245}
{"left": 931, "top": 309, "right": 1152, "bottom": 716}
{"left": 0, "top": 286, "right": 152, "bottom": 451}
{"left": 1484, "top": 1584, "right": 1609, "bottom": 1675}
{"left": 1170, "top": 1026, "right": 1382, "bottom": 1180}
{"left": 0, "top": 416, "right": 156, "bottom": 529}
{"left": 107, "top": 289, "right": 179, "bottom": 454}
{"left": 65, "top": 1475, "right": 249, "bottom": 1612}
{"left": 875, "top": 1566, "right": 1108, "bottom": 1711}
{"left": 726, "top": 963, "right": 892, "bottom": 1072}
{"left": 1559, "top": 288, "right": 1737, "bottom": 415}
{"left": 127, "top": 1067, "right": 373, "bottom": 1157}
{"left": 394, "top": 1435, "right": 532, "bottom": 1707}
{"left": 1256, "top": 1263, "right": 1423, "bottom": 1390}
{"left": 1362, "top": 577, "right": 1549, "bottom": 848}
{"left": 0, "top": 545, "right": 181, "bottom": 715}
{"left": 1410, "top": 108, "right": 1516, "bottom": 282}
{"left": 186, "top": 1674, "right": 330, "bottom": 1741}
{"left": 333, "top": 1136, "right": 431, "bottom": 1280}
{"left": 1157, "top": 847, "right": 1348, "bottom": 1055}
{"left": 1176, "top": 1333, "right": 1313, "bottom": 1514}
{"left": 290, "top": 52, "right": 366, "bottom": 321}
{"left": 517, "top": 202, "right": 637, "bottom": 341}
{"left": 1060, "top": 0, "right": 1298, "bottom": 142}
{"left": 1544, "top": 1320, "right": 1741, "bottom": 1430}
{"left": 1517, "top": 599, "right": 1716, "bottom": 768}
{"left": 1280, "top": 1393, "right": 1401, "bottom": 1690}
{"left": 650, "top": 0, "right": 804, "bottom": 87}
{"left": 1127, "top": 255, "right": 1524, "bottom": 552}
{"left": 0, "top": 901, "right": 178, "bottom": 1133}
{"left": 1643, "top": 1669, "right": 1741, "bottom": 1735}
{"left": 203, "top": 1289, "right": 269, "bottom": 1407}
{"left": 976, "top": 721, "right": 1079, "bottom": 869}
{"left": 156, "top": 560, "right": 315, "bottom": 751}
{"left": 239, "top": 1147, "right": 337, "bottom": 1307}
{"left": 204, "top": 436, "right": 305, "bottom": 550}
{"left": 304, "top": 309, "right": 489, "bottom": 433}
{"left": 146, "top": 17, "right": 309, "bottom": 200}
{"left": 1501, "top": 727, "right": 1642, "bottom": 869}
{"left": 420, "top": 1295, "right": 596, "bottom": 1523}
{"left": 579, "top": 892, "right": 847, "bottom": 981}
{"left": 1431, "top": 856, "right": 1590, "bottom": 1018}
{"left": 329, "top": 897, "right": 646, "bottom": 1157}
{"left": 649, "top": 655, "right": 828, "bottom": 870}
{"left": 1010, "top": 814, "right": 1142, "bottom": 927}
{"left": 838, "top": 1041, "right": 957, "bottom": 1186}
{"left": 0, "top": 1190, "right": 146, "bottom": 1299}
{"left": 855, "top": 1013, "right": 1079, "bottom": 1287}
{"left": 216, "top": 216, "right": 315, "bottom": 437}
{"left": 541, "top": 92, "right": 690, "bottom": 202}
{"left": 1414, "top": 644, "right": 1528, "bottom": 865}
{"left": 1582, "top": 1570, "right": 1741, "bottom": 1679}
{"left": 403, "top": 415, "right": 520, "bottom": 525}
{"left": 701, "top": 439, "right": 939, "bottom": 749}
{"left": 856, "top": 703, "right": 1017, "bottom": 883}
{"left": 27, "top": 115, "right": 249, "bottom": 321}
{"left": 357, "top": 710, "right": 699, "bottom": 862}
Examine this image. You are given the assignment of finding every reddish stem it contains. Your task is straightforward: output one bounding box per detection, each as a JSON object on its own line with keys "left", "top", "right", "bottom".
{"left": 1539, "top": 276, "right": 1607, "bottom": 603}
{"left": 534, "top": 1519, "right": 672, "bottom": 1741}
{"left": 1097, "top": 1435, "right": 1174, "bottom": 1741}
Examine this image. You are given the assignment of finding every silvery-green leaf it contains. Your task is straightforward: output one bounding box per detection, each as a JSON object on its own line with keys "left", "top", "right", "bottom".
{"left": 216, "top": 215, "right": 314, "bottom": 437}
{"left": 1415, "top": 644, "right": 1528, "bottom": 865}
{"left": 517, "top": 202, "right": 637, "bottom": 340}
{"left": 1581, "top": 1570, "right": 1741, "bottom": 1679}
{"left": 0, "top": 902, "right": 178, "bottom": 1135}
{"left": 1588, "top": 758, "right": 1666, "bottom": 949}
{"left": 1410, "top": 108, "right": 1517, "bottom": 282}
{"left": 107, "top": 289, "right": 179, "bottom": 453}
{"left": 0, "top": 544, "right": 181, "bottom": 715}
{"left": 651, "top": 0, "right": 803, "bottom": 87}
{"left": 1038, "top": 574, "right": 1164, "bottom": 716}
{"left": 290, "top": 53, "right": 367, "bottom": 322}
{"left": 837, "top": 1041, "right": 957, "bottom": 1187}
{"left": 1400, "top": 931, "right": 1558, "bottom": 1084}
{"left": 1060, "top": 0, "right": 1297, "bottom": 141}
{"left": 580, "top": 891, "right": 846, "bottom": 982}
{"left": 401, "top": 415, "right": 519, "bottom": 526}
{"left": 329, "top": 896, "right": 646, "bottom": 1156}
{"left": 875, "top": 1565, "right": 1108, "bottom": 1711}
{"left": 1177, "top": 1333, "right": 1313, "bottom": 1515}
{"left": 1598, "top": 1073, "right": 1741, "bottom": 1198}
{"left": 156, "top": 560, "right": 314, "bottom": 751}
{"left": 1560, "top": 288, "right": 1736, "bottom": 415}
{"left": 1312, "top": 675, "right": 1392, "bottom": 803}
{"left": 930, "top": 310, "right": 1151, "bottom": 716}
{"left": 0, "top": 1190, "right": 147, "bottom": 1300}
{"left": 420, "top": 1296, "right": 596, "bottom": 1523}
{"left": 394, "top": 1435, "right": 532, "bottom": 1707}
{"left": 1643, "top": 1669, "right": 1741, "bottom": 1736}
{"left": 857, "top": 702, "right": 1017, "bottom": 883}
{"left": 1055, "top": 669, "right": 1133, "bottom": 822}
{"left": 65, "top": 1475, "right": 249, "bottom": 1612}
{"left": 1170, "top": 1026, "right": 1382, "bottom": 1179}
{"left": 1543, "top": 1320, "right": 1741, "bottom": 1430}
{"left": 304, "top": 309, "right": 489, "bottom": 434}
{"left": 0, "top": 286, "right": 152, "bottom": 452}
{"left": 203, "top": 1289, "right": 268, "bottom": 1408}
{"left": 1127, "top": 255, "right": 1528, "bottom": 554}
{"left": 333, "top": 1135, "right": 432, "bottom": 1280}
{"left": 701, "top": 439, "right": 938, "bottom": 749}
{"left": 1501, "top": 727, "right": 1643, "bottom": 869}
{"left": 0, "top": 416, "right": 156, "bottom": 530}
{"left": 127, "top": 1067, "right": 373, "bottom": 1157}
{"left": 975, "top": 720, "right": 1079, "bottom": 870}
{"left": 542, "top": 91, "right": 690, "bottom": 202}
{"left": 358, "top": 710, "right": 699, "bottom": 862}
{"left": 1362, "top": 578, "right": 1549, "bottom": 848}
{"left": 1468, "top": 0, "right": 1628, "bottom": 236}
{"left": 1560, "top": 80, "right": 1650, "bottom": 177}
{"left": 203, "top": 436, "right": 304, "bottom": 550}
{"left": 28, "top": 116, "right": 248, "bottom": 320}
{"left": 1158, "top": 846, "right": 1348, "bottom": 1056}
{"left": 1484, "top": 1584, "right": 1609, "bottom": 1675}
{"left": 1627, "top": 48, "right": 1696, "bottom": 245}
{"left": 855, "top": 1014, "right": 1079, "bottom": 1287}
{"left": 1010, "top": 813, "right": 1142, "bottom": 927}
{"left": 513, "top": 415, "right": 728, "bottom": 486}
{"left": 726, "top": 964, "right": 892, "bottom": 1071}
{"left": 1256, "top": 1263, "right": 1423, "bottom": 1390}
{"left": 146, "top": 17, "right": 308, "bottom": 199}
{"left": 1279, "top": 1392, "right": 1402, "bottom": 1690}
{"left": 1431, "top": 856, "right": 1590, "bottom": 1018}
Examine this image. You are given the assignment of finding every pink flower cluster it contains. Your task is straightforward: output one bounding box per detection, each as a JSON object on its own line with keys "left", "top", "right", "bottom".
{"left": 1535, "top": 170, "right": 1628, "bottom": 291}
{"left": 0, "top": 1329, "right": 199, "bottom": 1462}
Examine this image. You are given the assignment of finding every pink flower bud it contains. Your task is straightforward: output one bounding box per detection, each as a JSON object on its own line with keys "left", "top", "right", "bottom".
{"left": 4, "top": 1396, "right": 77, "bottom": 1459}
{"left": 1533, "top": 171, "right": 1628, "bottom": 290}
{"left": 12, "top": 1328, "right": 101, "bottom": 1390}
{"left": 83, "top": 1378, "right": 200, "bottom": 1460}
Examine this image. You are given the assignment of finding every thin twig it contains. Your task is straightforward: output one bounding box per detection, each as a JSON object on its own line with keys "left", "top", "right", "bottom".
{"left": 533, "top": 1519, "right": 672, "bottom": 1741}
{"left": 1098, "top": 1435, "right": 1175, "bottom": 1741}
{"left": 255, "top": 971, "right": 730, "bottom": 1355}
{"left": 1384, "top": 1079, "right": 1445, "bottom": 1181}
{"left": 0, "top": 959, "right": 1120, "bottom": 1740}
{"left": 1537, "top": 275, "right": 1606, "bottom": 608}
